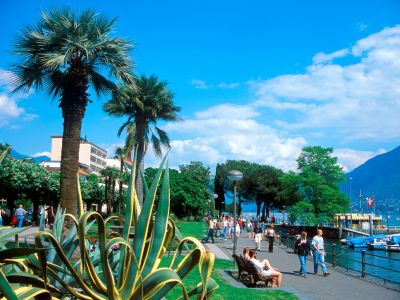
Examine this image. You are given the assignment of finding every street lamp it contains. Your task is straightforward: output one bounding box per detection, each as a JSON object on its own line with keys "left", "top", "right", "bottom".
{"left": 213, "top": 193, "right": 218, "bottom": 217}
{"left": 349, "top": 177, "right": 353, "bottom": 228}
{"left": 227, "top": 170, "right": 243, "bottom": 258}
{"left": 207, "top": 199, "right": 211, "bottom": 216}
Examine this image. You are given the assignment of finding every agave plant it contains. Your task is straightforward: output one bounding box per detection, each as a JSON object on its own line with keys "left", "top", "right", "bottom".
{"left": 0, "top": 153, "right": 218, "bottom": 299}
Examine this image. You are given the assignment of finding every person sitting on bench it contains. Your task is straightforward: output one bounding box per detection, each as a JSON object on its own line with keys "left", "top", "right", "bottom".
{"left": 249, "top": 249, "right": 282, "bottom": 287}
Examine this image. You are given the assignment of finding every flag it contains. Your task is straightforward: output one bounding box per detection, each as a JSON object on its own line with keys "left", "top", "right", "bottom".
{"left": 366, "top": 195, "right": 375, "bottom": 207}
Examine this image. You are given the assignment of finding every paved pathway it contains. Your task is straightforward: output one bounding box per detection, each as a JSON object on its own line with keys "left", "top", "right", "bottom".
{"left": 204, "top": 232, "right": 400, "bottom": 300}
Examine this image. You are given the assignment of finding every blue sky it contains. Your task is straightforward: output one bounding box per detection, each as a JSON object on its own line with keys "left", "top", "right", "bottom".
{"left": 1, "top": 0, "right": 400, "bottom": 172}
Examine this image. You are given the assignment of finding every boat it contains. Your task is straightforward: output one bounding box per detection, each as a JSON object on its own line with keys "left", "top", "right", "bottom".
{"left": 347, "top": 236, "right": 369, "bottom": 248}
{"left": 367, "top": 234, "right": 389, "bottom": 250}
{"left": 386, "top": 235, "right": 400, "bottom": 252}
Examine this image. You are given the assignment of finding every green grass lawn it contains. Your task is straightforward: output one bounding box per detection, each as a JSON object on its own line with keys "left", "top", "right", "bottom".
{"left": 174, "top": 219, "right": 208, "bottom": 239}
{"left": 166, "top": 219, "right": 299, "bottom": 300}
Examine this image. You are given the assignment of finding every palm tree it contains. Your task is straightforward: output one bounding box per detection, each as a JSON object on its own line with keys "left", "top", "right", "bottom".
{"left": 12, "top": 8, "right": 135, "bottom": 216}
{"left": 100, "top": 167, "right": 119, "bottom": 216}
{"left": 103, "top": 74, "right": 180, "bottom": 206}
{"left": 114, "top": 146, "right": 126, "bottom": 213}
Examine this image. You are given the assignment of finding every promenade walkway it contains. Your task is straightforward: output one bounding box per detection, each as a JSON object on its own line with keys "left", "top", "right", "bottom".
{"left": 204, "top": 232, "right": 400, "bottom": 300}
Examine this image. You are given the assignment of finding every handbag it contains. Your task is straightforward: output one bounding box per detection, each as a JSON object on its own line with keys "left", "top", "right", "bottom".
{"left": 12, "top": 215, "right": 17, "bottom": 225}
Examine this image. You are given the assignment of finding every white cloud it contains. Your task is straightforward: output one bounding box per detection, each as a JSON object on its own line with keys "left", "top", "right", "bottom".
{"left": 31, "top": 151, "right": 51, "bottom": 158}
{"left": 217, "top": 82, "right": 240, "bottom": 89}
{"left": 312, "top": 49, "right": 349, "bottom": 64}
{"left": 190, "top": 79, "right": 240, "bottom": 90}
{"left": 23, "top": 113, "right": 39, "bottom": 121}
{"left": 0, "top": 94, "right": 24, "bottom": 126}
{"left": 357, "top": 22, "right": 368, "bottom": 31}
{"left": 334, "top": 148, "right": 386, "bottom": 172}
{"left": 251, "top": 25, "right": 400, "bottom": 142}
{"left": 162, "top": 104, "right": 307, "bottom": 171}
{"left": 0, "top": 69, "right": 37, "bottom": 127}
{"left": 190, "top": 79, "right": 208, "bottom": 89}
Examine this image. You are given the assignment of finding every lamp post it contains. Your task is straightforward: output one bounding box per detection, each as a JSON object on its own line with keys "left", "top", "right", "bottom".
{"left": 213, "top": 193, "right": 218, "bottom": 217}
{"left": 227, "top": 170, "right": 243, "bottom": 258}
{"left": 207, "top": 199, "right": 211, "bottom": 217}
{"left": 349, "top": 177, "right": 353, "bottom": 228}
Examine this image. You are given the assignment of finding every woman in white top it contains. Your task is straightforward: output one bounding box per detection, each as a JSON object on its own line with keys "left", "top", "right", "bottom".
{"left": 235, "top": 221, "right": 241, "bottom": 238}
{"left": 246, "top": 220, "right": 253, "bottom": 238}
{"left": 228, "top": 217, "right": 234, "bottom": 239}
{"left": 248, "top": 250, "right": 282, "bottom": 287}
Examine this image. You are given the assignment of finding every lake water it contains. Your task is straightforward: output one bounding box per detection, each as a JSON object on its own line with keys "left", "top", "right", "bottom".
{"left": 324, "top": 240, "right": 400, "bottom": 285}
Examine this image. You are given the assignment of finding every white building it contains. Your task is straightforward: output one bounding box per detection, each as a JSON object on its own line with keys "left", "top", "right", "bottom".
{"left": 46, "top": 136, "right": 107, "bottom": 175}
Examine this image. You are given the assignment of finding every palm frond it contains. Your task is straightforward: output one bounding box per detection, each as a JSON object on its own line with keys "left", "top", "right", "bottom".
{"left": 155, "top": 127, "right": 171, "bottom": 148}
{"left": 151, "top": 134, "right": 162, "bottom": 157}
{"left": 12, "top": 7, "right": 136, "bottom": 99}
{"left": 88, "top": 69, "right": 116, "bottom": 96}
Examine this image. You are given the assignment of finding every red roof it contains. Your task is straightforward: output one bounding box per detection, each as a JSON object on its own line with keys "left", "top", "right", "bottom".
{"left": 79, "top": 169, "right": 89, "bottom": 176}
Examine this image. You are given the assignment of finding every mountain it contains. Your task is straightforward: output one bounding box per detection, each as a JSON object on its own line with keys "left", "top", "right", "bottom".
{"left": 32, "top": 156, "right": 51, "bottom": 163}
{"left": 10, "top": 149, "right": 50, "bottom": 164}
{"left": 343, "top": 146, "right": 400, "bottom": 213}
{"left": 10, "top": 149, "right": 29, "bottom": 159}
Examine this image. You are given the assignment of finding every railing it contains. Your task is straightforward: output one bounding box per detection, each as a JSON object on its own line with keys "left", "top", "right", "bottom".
{"left": 280, "top": 234, "right": 400, "bottom": 287}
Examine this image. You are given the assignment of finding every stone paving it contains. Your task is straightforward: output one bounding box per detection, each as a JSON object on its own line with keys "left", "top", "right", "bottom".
{"left": 204, "top": 231, "right": 400, "bottom": 300}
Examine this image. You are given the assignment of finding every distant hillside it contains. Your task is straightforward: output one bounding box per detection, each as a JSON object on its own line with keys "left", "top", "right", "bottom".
{"left": 10, "top": 149, "right": 29, "bottom": 159}
{"left": 343, "top": 146, "right": 400, "bottom": 212}
{"left": 32, "top": 156, "right": 50, "bottom": 163}
{"left": 10, "top": 149, "right": 50, "bottom": 164}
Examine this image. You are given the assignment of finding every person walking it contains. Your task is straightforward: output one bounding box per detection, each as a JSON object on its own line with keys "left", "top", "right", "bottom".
{"left": 246, "top": 220, "right": 253, "bottom": 238}
{"left": 312, "top": 229, "right": 330, "bottom": 276}
{"left": 266, "top": 224, "right": 276, "bottom": 253}
{"left": 15, "top": 204, "right": 26, "bottom": 228}
{"left": 254, "top": 223, "right": 263, "bottom": 251}
{"left": 222, "top": 217, "right": 228, "bottom": 240}
{"left": 219, "top": 219, "right": 227, "bottom": 240}
{"left": 0, "top": 208, "right": 5, "bottom": 226}
{"left": 235, "top": 221, "right": 241, "bottom": 239}
{"left": 204, "top": 218, "right": 215, "bottom": 244}
{"left": 228, "top": 217, "right": 234, "bottom": 239}
{"left": 295, "top": 231, "right": 311, "bottom": 277}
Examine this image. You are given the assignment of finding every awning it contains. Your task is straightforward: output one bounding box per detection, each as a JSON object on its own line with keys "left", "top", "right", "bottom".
{"left": 336, "top": 214, "right": 381, "bottom": 221}
{"left": 79, "top": 169, "right": 89, "bottom": 176}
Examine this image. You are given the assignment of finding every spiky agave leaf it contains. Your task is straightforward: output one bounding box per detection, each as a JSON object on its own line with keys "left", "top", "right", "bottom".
{"left": 0, "top": 146, "right": 11, "bottom": 164}
{"left": 0, "top": 152, "right": 218, "bottom": 300}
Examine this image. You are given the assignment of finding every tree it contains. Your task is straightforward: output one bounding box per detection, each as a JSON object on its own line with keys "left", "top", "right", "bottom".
{"left": 295, "top": 146, "right": 348, "bottom": 225}
{"left": 0, "top": 147, "right": 59, "bottom": 223}
{"left": 179, "top": 161, "right": 211, "bottom": 188}
{"left": 144, "top": 167, "right": 208, "bottom": 219}
{"left": 214, "top": 164, "right": 226, "bottom": 213}
{"left": 12, "top": 8, "right": 135, "bottom": 216}
{"left": 80, "top": 174, "right": 103, "bottom": 211}
{"left": 100, "top": 167, "right": 119, "bottom": 215}
{"left": 103, "top": 75, "right": 180, "bottom": 206}
{"left": 114, "top": 147, "right": 127, "bottom": 211}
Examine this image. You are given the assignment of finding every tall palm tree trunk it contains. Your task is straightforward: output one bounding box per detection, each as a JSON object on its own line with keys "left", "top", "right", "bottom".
{"left": 59, "top": 59, "right": 88, "bottom": 217}
{"left": 135, "top": 121, "right": 145, "bottom": 207}
{"left": 59, "top": 107, "right": 84, "bottom": 216}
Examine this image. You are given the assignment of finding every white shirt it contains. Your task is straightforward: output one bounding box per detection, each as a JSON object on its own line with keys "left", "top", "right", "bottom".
{"left": 250, "top": 258, "right": 264, "bottom": 272}
{"left": 223, "top": 220, "right": 228, "bottom": 227}
{"left": 15, "top": 208, "right": 26, "bottom": 216}
{"left": 235, "top": 223, "right": 240, "bottom": 232}
{"left": 312, "top": 235, "right": 324, "bottom": 250}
